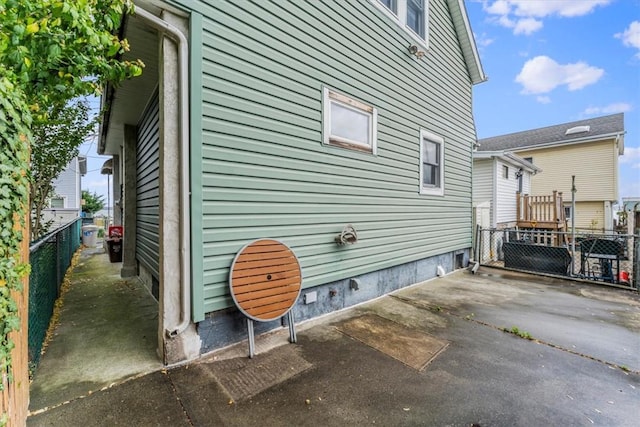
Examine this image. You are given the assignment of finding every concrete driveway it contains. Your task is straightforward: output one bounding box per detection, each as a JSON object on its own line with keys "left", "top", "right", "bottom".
{"left": 28, "top": 267, "right": 640, "bottom": 426}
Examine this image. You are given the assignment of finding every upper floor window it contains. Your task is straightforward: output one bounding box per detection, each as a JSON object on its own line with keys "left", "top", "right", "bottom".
{"left": 372, "top": 0, "right": 429, "bottom": 46}
{"left": 406, "top": 0, "right": 425, "bottom": 38}
{"left": 502, "top": 165, "right": 509, "bottom": 179}
{"left": 419, "top": 130, "right": 444, "bottom": 196}
{"left": 323, "top": 87, "right": 378, "bottom": 154}
{"left": 379, "top": 0, "right": 397, "bottom": 13}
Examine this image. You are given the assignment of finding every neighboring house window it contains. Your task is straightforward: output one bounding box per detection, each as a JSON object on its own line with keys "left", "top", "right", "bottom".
{"left": 524, "top": 157, "right": 533, "bottom": 163}
{"left": 372, "top": 0, "right": 429, "bottom": 46}
{"left": 323, "top": 87, "right": 377, "bottom": 154}
{"left": 564, "top": 205, "right": 572, "bottom": 221}
{"left": 50, "top": 197, "right": 65, "bottom": 208}
{"left": 502, "top": 165, "right": 509, "bottom": 179}
{"left": 419, "top": 130, "right": 444, "bottom": 196}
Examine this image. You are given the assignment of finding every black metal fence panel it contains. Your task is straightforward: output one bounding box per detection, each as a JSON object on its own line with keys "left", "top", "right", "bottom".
{"left": 28, "top": 218, "right": 82, "bottom": 370}
{"left": 475, "top": 227, "right": 638, "bottom": 289}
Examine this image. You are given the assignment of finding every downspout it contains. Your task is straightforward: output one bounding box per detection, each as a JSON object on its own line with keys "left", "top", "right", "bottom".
{"left": 135, "top": 7, "right": 191, "bottom": 337}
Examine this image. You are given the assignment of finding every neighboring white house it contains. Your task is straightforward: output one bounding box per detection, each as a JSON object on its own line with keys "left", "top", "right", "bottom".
{"left": 42, "top": 156, "right": 86, "bottom": 228}
{"left": 473, "top": 151, "right": 541, "bottom": 229}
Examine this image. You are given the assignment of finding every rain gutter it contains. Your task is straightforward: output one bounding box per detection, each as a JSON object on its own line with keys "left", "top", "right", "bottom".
{"left": 135, "top": 6, "right": 191, "bottom": 337}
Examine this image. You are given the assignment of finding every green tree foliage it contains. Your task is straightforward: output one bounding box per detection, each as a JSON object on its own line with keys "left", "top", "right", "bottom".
{"left": 0, "top": 0, "right": 142, "bottom": 401}
{"left": 81, "top": 190, "right": 105, "bottom": 215}
{"left": 30, "top": 99, "right": 98, "bottom": 241}
{"left": 0, "top": 0, "right": 143, "bottom": 106}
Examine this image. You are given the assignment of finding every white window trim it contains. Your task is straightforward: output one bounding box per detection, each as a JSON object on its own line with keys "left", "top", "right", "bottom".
{"left": 370, "top": 0, "right": 430, "bottom": 50}
{"left": 50, "top": 196, "right": 66, "bottom": 208}
{"left": 322, "top": 87, "right": 378, "bottom": 155}
{"left": 564, "top": 205, "right": 573, "bottom": 220}
{"left": 419, "top": 129, "right": 444, "bottom": 196}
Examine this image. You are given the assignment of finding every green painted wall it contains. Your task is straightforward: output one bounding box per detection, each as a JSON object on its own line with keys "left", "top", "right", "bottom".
{"left": 179, "top": 0, "right": 476, "bottom": 320}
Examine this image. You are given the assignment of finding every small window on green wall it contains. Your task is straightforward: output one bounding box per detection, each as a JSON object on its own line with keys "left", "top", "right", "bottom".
{"left": 323, "top": 87, "right": 378, "bottom": 154}
{"left": 419, "top": 130, "right": 444, "bottom": 196}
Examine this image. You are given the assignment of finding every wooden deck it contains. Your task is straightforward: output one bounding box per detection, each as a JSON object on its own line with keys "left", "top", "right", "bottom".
{"left": 516, "top": 191, "right": 566, "bottom": 231}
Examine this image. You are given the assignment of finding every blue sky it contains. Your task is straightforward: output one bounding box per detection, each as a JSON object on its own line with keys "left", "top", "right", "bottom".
{"left": 465, "top": 0, "right": 640, "bottom": 202}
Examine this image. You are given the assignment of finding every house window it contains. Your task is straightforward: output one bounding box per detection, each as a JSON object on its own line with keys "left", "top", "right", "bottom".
{"left": 50, "top": 197, "right": 65, "bottom": 208}
{"left": 419, "top": 130, "right": 444, "bottom": 196}
{"left": 564, "top": 205, "right": 572, "bottom": 221}
{"left": 323, "top": 87, "right": 377, "bottom": 154}
{"left": 379, "top": 0, "right": 396, "bottom": 13}
{"left": 406, "top": 0, "right": 425, "bottom": 38}
{"left": 524, "top": 157, "right": 533, "bottom": 163}
{"left": 372, "top": 0, "right": 429, "bottom": 46}
{"left": 502, "top": 165, "right": 509, "bottom": 179}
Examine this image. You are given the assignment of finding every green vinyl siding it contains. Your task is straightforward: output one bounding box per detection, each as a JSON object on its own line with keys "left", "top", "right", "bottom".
{"left": 179, "top": 0, "right": 476, "bottom": 318}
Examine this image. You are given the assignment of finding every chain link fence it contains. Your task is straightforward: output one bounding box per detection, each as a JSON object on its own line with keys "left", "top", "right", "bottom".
{"left": 28, "top": 218, "right": 82, "bottom": 369}
{"left": 475, "top": 227, "right": 638, "bottom": 289}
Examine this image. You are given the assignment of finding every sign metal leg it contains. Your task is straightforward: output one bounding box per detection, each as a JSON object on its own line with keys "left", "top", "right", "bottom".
{"left": 247, "top": 318, "right": 255, "bottom": 358}
{"left": 288, "top": 311, "right": 296, "bottom": 343}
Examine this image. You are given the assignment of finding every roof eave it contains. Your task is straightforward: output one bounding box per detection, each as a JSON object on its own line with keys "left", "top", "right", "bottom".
{"left": 505, "top": 131, "right": 626, "bottom": 153}
{"left": 448, "top": 0, "right": 487, "bottom": 85}
{"left": 473, "top": 150, "right": 541, "bottom": 173}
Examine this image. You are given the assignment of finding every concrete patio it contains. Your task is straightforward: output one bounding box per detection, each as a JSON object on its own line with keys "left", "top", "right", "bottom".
{"left": 28, "top": 245, "right": 640, "bottom": 426}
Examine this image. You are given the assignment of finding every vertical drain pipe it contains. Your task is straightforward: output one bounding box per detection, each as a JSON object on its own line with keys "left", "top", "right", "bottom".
{"left": 134, "top": 7, "right": 191, "bottom": 337}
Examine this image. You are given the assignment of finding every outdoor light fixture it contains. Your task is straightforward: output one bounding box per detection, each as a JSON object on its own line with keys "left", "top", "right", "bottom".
{"left": 408, "top": 44, "right": 426, "bottom": 59}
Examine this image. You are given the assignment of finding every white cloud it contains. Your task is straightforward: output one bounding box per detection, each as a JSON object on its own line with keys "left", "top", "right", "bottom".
{"left": 583, "top": 103, "right": 632, "bottom": 115}
{"left": 536, "top": 96, "right": 551, "bottom": 104}
{"left": 620, "top": 146, "right": 640, "bottom": 167}
{"left": 515, "top": 55, "right": 604, "bottom": 94}
{"left": 615, "top": 21, "right": 640, "bottom": 58}
{"left": 483, "top": 0, "right": 611, "bottom": 35}
{"left": 513, "top": 18, "right": 543, "bottom": 35}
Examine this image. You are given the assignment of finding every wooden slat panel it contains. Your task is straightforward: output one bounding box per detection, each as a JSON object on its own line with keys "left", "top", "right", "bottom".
{"left": 232, "top": 262, "right": 298, "bottom": 281}
{"left": 243, "top": 292, "right": 299, "bottom": 307}
{"left": 234, "top": 284, "right": 300, "bottom": 303}
{"left": 230, "top": 239, "right": 301, "bottom": 321}
{"left": 232, "top": 256, "right": 298, "bottom": 271}
{"left": 233, "top": 275, "right": 301, "bottom": 293}
{"left": 245, "top": 297, "right": 300, "bottom": 317}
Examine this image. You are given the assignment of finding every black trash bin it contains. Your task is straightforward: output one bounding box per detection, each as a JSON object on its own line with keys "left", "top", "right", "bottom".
{"left": 107, "top": 238, "right": 123, "bottom": 263}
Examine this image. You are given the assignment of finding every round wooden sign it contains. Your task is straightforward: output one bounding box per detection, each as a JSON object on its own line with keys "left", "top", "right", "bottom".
{"left": 229, "top": 239, "right": 302, "bottom": 322}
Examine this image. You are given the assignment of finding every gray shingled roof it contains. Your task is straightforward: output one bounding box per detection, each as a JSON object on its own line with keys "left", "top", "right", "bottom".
{"left": 477, "top": 113, "right": 624, "bottom": 151}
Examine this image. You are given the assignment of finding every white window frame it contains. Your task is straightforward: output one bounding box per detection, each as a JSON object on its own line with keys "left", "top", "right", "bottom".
{"left": 50, "top": 196, "right": 66, "bottom": 208}
{"left": 322, "top": 87, "right": 378, "bottom": 155}
{"left": 371, "top": 0, "right": 430, "bottom": 50}
{"left": 419, "top": 130, "right": 444, "bottom": 196}
{"left": 502, "top": 165, "right": 509, "bottom": 179}
{"left": 564, "top": 205, "right": 573, "bottom": 221}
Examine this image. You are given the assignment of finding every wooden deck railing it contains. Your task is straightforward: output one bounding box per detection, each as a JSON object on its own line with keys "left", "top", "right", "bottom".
{"left": 516, "top": 191, "right": 566, "bottom": 229}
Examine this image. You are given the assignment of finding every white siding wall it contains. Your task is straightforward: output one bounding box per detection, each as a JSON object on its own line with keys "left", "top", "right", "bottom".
{"left": 495, "top": 160, "right": 518, "bottom": 226}
{"left": 472, "top": 158, "right": 494, "bottom": 226}
{"left": 51, "top": 157, "right": 81, "bottom": 209}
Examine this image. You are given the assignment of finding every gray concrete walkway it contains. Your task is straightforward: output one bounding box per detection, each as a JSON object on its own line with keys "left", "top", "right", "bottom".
{"left": 29, "top": 241, "right": 162, "bottom": 412}
{"left": 28, "top": 266, "right": 640, "bottom": 426}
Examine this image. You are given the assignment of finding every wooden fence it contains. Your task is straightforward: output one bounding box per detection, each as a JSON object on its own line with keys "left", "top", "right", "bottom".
{"left": 1, "top": 217, "right": 30, "bottom": 426}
